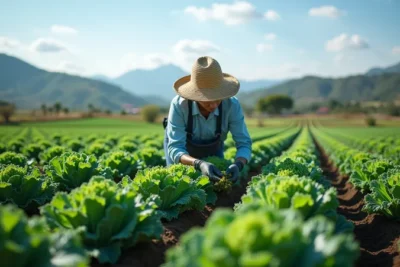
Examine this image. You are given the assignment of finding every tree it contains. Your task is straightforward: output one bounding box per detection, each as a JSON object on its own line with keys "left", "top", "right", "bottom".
{"left": 41, "top": 104, "right": 47, "bottom": 116}
{"left": 141, "top": 105, "right": 160, "bottom": 123}
{"left": 257, "top": 94, "right": 294, "bottom": 115}
{"left": 88, "top": 103, "right": 94, "bottom": 113}
{"left": 63, "top": 107, "right": 69, "bottom": 114}
{"left": 105, "top": 109, "right": 112, "bottom": 115}
{"left": 54, "top": 102, "right": 62, "bottom": 115}
{"left": 0, "top": 101, "right": 16, "bottom": 124}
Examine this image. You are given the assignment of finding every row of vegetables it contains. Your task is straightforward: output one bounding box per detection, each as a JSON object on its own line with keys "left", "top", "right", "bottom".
{"left": 318, "top": 128, "right": 400, "bottom": 165}
{"left": 312, "top": 128, "right": 400, "bottom": 220}
{"left": 163, "top": 128, "right": 359, "bottom": 267}
{"left": 0, "top": 127, "right": 302, "bottom": 266}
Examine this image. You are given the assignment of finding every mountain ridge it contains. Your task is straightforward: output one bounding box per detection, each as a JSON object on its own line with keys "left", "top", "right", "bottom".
{"left": 0, "top": 53, "right": 147, "bottom": 111}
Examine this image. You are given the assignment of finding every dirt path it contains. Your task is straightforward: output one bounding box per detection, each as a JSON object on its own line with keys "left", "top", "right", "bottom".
{"left": 315, "top": 141, "right": 400, "bottom": 267}
{"left": 92, "top": 170, "right": 258, "bottom": 267}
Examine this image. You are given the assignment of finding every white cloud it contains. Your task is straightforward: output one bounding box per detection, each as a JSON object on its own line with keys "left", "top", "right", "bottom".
{"left": 172, "top": 39, "right": 221, "bottom": 71}
{"left": 173, "top": 39, "right": 220, "bottom": 55}
{"left": 184, "top": 1, "right": 261, "bottom": 25}
{"left": 51, "top": 25, "right": 78, "bottom": 35}
{"left": 120, "top": 53, "right": 171, "bottom": 72}
{"left": 256, "top": 43, "right": 274, "bottom": 53}
{"left": 309, "top": 6, "right": 344, "bottom": 18}
{"left": 30, "top": 38, "right": 68, "bottom": 53}
{"left": 325, "top": 34, "right": 369, "bottom": 52}
{"left": 392, "top": 46, "right": 400, "bottom": 55}
{"left": 57, "top": 61, "right": 84, "bottom": 74}
{"left": 264, "top": 33, "right": 277, "bottom": 41}
{"left": 264, "top": 10, "right": 281, "bottom": 21}
{"left": 0, "top": 36, "right": 21, "bottom": 50}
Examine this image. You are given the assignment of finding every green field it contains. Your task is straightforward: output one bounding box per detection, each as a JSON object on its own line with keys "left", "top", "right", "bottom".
{"left": 1, "top": 117, "right": 400, "bottom": 266}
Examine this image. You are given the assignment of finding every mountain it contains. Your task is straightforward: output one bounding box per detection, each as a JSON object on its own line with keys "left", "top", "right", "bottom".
{"left": 0, "top": 53, "right": 147, "bottom": 111}
{"left": 91, "top": 74, "right": 113, "bottom": 84}
{"left": 240, "top": 73, "right": 400, "bottom": 107}
{"left": 93, "top": 66, "right": 281, "bottom": 105}
{"left": 112, "top": 64, "right": 187, "bottom": 103}
{"left": 239, "top": 79, "right": 282, "bottom": 92}
{"left": 366, "top": 61, "right": 400, "bottom": 76}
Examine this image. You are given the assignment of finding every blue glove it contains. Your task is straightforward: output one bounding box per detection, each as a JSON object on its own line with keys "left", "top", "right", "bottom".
{"left": 226, "top": 161, "right": 244, "bottom": 183}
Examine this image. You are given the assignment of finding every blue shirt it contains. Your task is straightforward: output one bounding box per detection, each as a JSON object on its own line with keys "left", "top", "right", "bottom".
{"left": 166, "top": 95, "right": 252, "bottom": 164}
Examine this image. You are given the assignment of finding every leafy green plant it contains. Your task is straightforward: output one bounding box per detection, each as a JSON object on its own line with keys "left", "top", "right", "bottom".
{"left": 45, "top": 152, "right": 112, "bottom": 191}
{"left": 85, "top": 142, "right": 111, "bottom": 158}
{"left": 363, "top": 169, "right": 400, "bottom": 219}
{"left": 117, "top": 141, "right": 138, "bottom": 153}
{"left": 0, "top": 151, "right": 27, "bottom": 167}
{"left": 41, "top": 176, "right": 163, "bottom": 264}
{"left": 7, "top": 140, "right": 25, "bottom": 153}
{"left": 236, "top": 174, "right": 346, "bottom": 225}
{"left": 0, "top": 165, "right": 56, "bottom": 213}
{"left": 100, "top": 150, "right": 138, "bottom": 180}
{"left": 163, "top": 207, "right": 359, "bottom": 267}
{"left": 0, "top": 204, "right": 89, "bottom": 267}
{"left": 213, "top": 175, "right": 233, "bottom": 193}
{"left": 262, "top": 158, "right": 323, "bottom": 184}
{"left": 130, "top": 166, "right": 207, "bottom": 220}
{"left": 350, "top": 159, "right": 396, "bottom": 192}
{"left": 22, "top": 143, "right": 47, "bottom": 162}
{"left": 67, "top": 139, "right": 85, "bottom": 152}
{"left": 133, "top": 147, "right": 164, "bottom": 169}
{"left": 40, "top": 146, "right": 68, "bottom": 164}
{"left": 166, "top": 164, "right": 217, "bottom": 204}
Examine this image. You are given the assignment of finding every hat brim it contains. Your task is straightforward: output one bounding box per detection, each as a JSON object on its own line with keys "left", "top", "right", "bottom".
{"left": 173, "top": 73, "right": 240, "bottom": 101}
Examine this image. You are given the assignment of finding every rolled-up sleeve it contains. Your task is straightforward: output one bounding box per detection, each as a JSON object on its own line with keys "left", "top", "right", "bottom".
{"left": 167, "top": 99, "right": 188, "bottom": 163}
{"left": 228, "top": 98, "right": 252, "bottom": 162}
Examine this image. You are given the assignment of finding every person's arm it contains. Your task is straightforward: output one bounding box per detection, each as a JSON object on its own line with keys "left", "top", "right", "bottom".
{"left": 229, "top": 98, "right": 252, "bottom": 164}
{"left": 225, "top": 98, "right": 252, "bottom": 181}
{"left": 166, "top": 99, "right": 190, "bottom": 165}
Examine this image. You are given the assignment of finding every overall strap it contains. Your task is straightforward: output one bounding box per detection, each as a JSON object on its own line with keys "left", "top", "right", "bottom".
{"left": 215, "top": 102, "right": 223, "bottom": 137}
{"left": 186, "top": 100, "right": 194, "bottom": 140}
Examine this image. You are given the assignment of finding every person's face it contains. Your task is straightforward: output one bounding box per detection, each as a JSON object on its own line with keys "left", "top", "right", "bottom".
{"left": 197, "top": 100, "right": 222, "bottom": 113}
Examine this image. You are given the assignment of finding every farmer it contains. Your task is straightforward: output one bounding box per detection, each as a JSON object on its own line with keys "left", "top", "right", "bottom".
{"left": 163, "top": 56, "right": 252, "bottom": 183}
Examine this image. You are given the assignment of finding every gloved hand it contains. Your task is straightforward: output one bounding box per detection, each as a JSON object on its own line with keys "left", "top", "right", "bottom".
{"left": 226, "top": 161, "right": 244, "bottom": 183}
{"left": 194, "top": 160, "right": 222, "bottom": 182}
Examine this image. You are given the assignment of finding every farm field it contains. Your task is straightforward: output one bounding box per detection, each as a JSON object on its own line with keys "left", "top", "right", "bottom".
{"left": 0, "top": 117, "right": 400, "bottom": 267}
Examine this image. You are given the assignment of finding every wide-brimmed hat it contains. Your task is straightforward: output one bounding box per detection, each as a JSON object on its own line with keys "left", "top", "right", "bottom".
{"left": 173, "top": 56, "right": 240, "bottom": 101}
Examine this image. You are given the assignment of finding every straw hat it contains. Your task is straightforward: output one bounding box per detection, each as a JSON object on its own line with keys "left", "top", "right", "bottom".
{"left": 173, "top": 56, "right": 240, "bottom": 101}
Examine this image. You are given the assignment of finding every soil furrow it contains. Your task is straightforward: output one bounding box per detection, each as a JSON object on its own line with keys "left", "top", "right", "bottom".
{"left": 315, "top": 140, "right": 400, "bottom": 267}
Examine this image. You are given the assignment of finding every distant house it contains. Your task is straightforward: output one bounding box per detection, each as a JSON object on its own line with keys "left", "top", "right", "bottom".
{"left": 122, "top": 104, "right": 141, "bottom": 114}
{"left": 316, "top": 107, "right": 330, "bottom": 114}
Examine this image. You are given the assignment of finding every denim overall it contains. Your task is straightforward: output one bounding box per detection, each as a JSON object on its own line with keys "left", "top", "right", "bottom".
{"left": 163, "top": 100, "right": 224, "bottom": 166}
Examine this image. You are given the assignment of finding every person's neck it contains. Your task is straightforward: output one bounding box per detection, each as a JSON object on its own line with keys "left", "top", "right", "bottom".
{"left": 197, "top": 103, "right": 211, "bottom": 119}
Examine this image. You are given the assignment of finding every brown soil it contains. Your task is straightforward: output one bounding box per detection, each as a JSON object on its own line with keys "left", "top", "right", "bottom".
{"left": 315, "top": 141, "right": 400, "bottom": 267}
{"left": 91, "top": 171, "right": 257, "bottom": 267}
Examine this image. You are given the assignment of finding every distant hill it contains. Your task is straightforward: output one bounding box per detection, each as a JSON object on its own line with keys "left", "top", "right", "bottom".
{"left": 112, "top": 64, "right": 187, "bottom": 103}
{"left": 240, "top": 73, "right": 400, "bottom": 107}
{"left": 93, "top": 66, "right": 281, "bottom": 104}
{"left": 0, "top": 53, "right": 147, "bottom": 111}
{"left": 366, "top": 61, "right": 400, "bottom": 76}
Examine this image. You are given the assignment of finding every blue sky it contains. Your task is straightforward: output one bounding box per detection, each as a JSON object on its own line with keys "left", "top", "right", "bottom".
{"left": 1, "top": 0, "right": 399, "bottom": 80}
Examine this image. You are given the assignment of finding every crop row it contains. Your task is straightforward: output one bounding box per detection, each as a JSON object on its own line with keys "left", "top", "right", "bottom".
{"left": 0, "top": 127, "right": 301, "bottom": 266}
{"left": 312, "top": 128, "right": 400, "bottom": 220}
{"left": 163, "top": 128, "right": 359, "bottom": 267}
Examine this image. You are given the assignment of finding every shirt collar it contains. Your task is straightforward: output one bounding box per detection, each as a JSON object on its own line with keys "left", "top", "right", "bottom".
{"left": 192, "top": 101, "right": 220, "bottom": 116}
